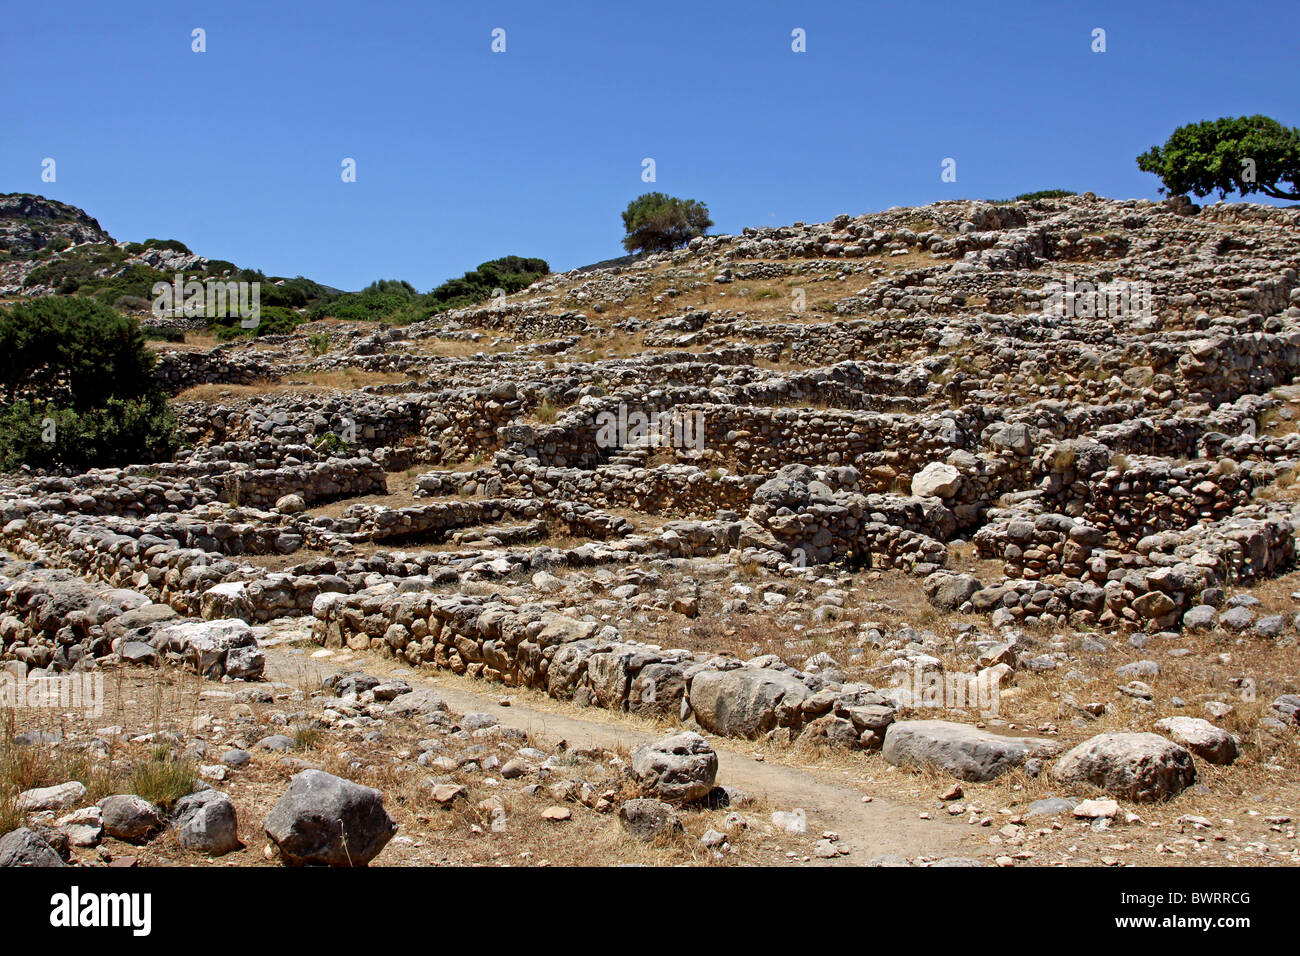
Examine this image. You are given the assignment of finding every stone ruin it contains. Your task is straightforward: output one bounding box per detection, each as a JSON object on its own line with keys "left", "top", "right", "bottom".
{"left": 3, "top": 193, "right": 1299, "bottom": 809}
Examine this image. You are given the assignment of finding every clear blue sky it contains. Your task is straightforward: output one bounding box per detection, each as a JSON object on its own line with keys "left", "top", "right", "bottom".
{"left": 4, "top": 0, "right": 1297, "bottom": 291}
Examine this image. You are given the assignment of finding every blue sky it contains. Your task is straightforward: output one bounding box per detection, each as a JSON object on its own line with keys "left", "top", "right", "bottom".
{"left": 4, "top": 0, "right": 1297, "bottom": 290}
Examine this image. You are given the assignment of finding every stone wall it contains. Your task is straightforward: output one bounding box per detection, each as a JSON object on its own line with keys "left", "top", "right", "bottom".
{"left": 311, "top": 587, "right": 899, "bottom": 750}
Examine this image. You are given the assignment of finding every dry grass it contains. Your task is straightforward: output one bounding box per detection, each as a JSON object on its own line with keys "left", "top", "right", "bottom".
{"left": 0, "top": 662, "right": 819, "bottom": 867}
{"left": 174, "top": 368, "right": 413, "bottom": 403}
{"left": 288, "top": 368, "right": 415, "bottom": 389}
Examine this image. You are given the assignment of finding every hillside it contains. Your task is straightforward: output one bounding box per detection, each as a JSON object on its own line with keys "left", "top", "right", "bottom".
{"left": 0, "top": 194, "right": 548, "bottom": 340}
{"left": 2, "top": 190, "right": 1300, "bottom": 870}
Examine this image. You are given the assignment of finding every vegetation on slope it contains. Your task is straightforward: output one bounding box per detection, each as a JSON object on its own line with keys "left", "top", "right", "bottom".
{"left": 0, "top": 297, "right": 177, "bottom": 470}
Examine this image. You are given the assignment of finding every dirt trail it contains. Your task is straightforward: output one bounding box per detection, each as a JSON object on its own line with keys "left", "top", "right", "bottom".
{"left": 261, "top": 635, "right": 984, "bottom": 865}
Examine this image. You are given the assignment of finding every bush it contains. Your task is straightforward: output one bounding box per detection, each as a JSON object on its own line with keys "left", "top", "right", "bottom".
{"left": 208, "top": 305, "right": 303, "bottom": 341}
{"left": 620, "top": 192, "right": 713, "bottom": 254}
{"left": 116, "top": 294, "right": 152, "bottom": 313}
{"left": 311, "top": 259, "right": 549, "bottom": 325}
{"left": 310, "top": 278, "right": 419, "bottom": 323}
{"left": 1015, "top": 189, "right": 1076, "bottom": 201}
{"left": 0, "top": 396, "right": 178, "bottom": 471}
{"left": 143, "top": 324, "right": 185, "bottom": 342}
{"left": 0, "top": 297, "right": 177, "bottom": 470}
{"left": 989, "top": 189, "right": 1077, "bottom": 204}
{"left": 139, "top": 238, "right": 193, "bottom": 255}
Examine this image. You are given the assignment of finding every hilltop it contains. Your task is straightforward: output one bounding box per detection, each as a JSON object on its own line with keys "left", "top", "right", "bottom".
{"left": 2, "top": 189, "right": 1299, "bottom": 869}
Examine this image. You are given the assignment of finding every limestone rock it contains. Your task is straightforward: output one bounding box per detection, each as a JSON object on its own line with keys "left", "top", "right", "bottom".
{"left": 1051, "top": 732, "right": 1196, "bottom": 802}
{"left": 629, "top": 731, "right": 718, "bottom": 803}
{"left": 264, "top": 770, "right": 396, "bottom": 866}
{"left": 882, "top": 720, "right": 1059, "bottom": 782}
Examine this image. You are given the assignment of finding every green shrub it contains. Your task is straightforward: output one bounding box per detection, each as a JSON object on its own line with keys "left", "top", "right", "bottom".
{"left": 209, "top": 305, "right": 302, "bottom": 340}
{"left": 116, "top": 294, "right": 152, "bottom": 313}
{"left": 139, "top": 238, "right": 193, "bottom": 255}
{"left": 0, "top": 395, "right": 177, "bottom": 471}
{"left": 311, "top": 278, "right": 420, "bottom": 323}
{"left": 0, "top": 297, "right": 178, "bottom": 470}
{"left": 989, "top": 189, "right": 1077, "bottom": 204}
{"left": 1014, "top": 189, "right": 1076, "bottom": 201}
{"left": 314, "top": 431, "right": 352, "bottom": 453}
{"left": 143, "top": 325, "right": 185, "bottom": 342}
{"left": 311, "top": 259, "right": 549, "bottom": 325}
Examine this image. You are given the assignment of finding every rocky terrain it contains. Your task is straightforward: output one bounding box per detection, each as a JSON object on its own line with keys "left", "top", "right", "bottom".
{"left": 2, "top": 191, "right": 1299, "bottom": 868}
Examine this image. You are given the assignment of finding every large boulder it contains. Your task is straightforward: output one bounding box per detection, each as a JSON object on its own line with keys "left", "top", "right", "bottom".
{"left": 923, "top": 572, "right": 982, "bottom": 611}
{"left": 1051, "top": 732, "right": 1196, "bottom": 802}
{"left": 983, "top": 422, "right": 1035, "bottom": 456}
{"left": 629, "top": 732, "right": 718, "bottom": 803}
{"left": 106, "top": 603, "right": 179, "bottom": 644}
{"left": 1182, "top": 605, "right": 1218, "bottom": 633}
{"left": 750, "top": 464, "right": 826, "bottom": 513}
{"left": 153, "top": 618, "right": 263, "bottom": 680}
{"left": 627, "top": 663, "right": 687, "bottom": 718}
{"left": 911, "top": 462, "right": 962, "bottom": 499}
{"left": 0, "top": 828, "right": 66, "bottom": 867}
{"left": 1153, "top": 717, "right": 1239, "bottom": 765}
{"left": 99, "top": 794, "right": 164, "bottom": 843}
{"left": 325, "top": 671, "right": 381, "bottom": 698}
{"left": 882, "top": 720, "right": 1059, "bottom": 782}
{"left": 384, "top": 689, "right": 447, "bottom": 718}
{"left": 688, "top": 667, "right": 810, "bottom": 738}
{"left": 200, "top": 582, "right": 254, "bottom": 623}
{"left": 275, "top": 494, "right": 307, "bottom": 515}
{"left": 534, "top": 616, "right": 601, "bottom": 647}
{"left": 1272, "top": 694, "right": 1300, "bottom": 725}
{"left": 264, "top": 770, "right": 396, "bottom": 866}
{"left": 120, "top": 641, "right": 158, "bottom": 665}
{"left": 172, "top": 789, "right": 241, "bottom": 856}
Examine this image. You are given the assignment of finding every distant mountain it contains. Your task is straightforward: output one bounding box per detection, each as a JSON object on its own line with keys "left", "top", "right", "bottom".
{"left": 0, "top": 194, "right": 548, "bottom": 340}
{"left": 0, "top": 193, "right": 112, "bottom": 265}
{"left": 0, "top": 193, "right": 343, "bottom": 335}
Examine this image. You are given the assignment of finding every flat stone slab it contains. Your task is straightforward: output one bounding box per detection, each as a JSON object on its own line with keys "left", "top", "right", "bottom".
{"left": 882, "top": 720, "right": 1059, "bottom": 782}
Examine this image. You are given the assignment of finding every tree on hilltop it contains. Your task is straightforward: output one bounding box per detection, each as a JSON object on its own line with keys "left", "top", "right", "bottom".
{"left": 1137, "top": 115, "right": 1300, "bottom": 201}
{"left": 620, "top": 193, "right": 714, "bottom": 254}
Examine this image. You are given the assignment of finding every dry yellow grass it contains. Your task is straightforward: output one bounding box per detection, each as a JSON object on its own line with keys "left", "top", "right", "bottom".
{"left": 174, "top": 368, "right": 412, "bottom": 403}
{"left": 0, "top": 663, "right": 815, "bottom": 868}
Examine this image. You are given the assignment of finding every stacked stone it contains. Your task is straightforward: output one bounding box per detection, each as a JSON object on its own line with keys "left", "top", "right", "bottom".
{"left": 311, "top": 586, "right": 896, "bottom": 750}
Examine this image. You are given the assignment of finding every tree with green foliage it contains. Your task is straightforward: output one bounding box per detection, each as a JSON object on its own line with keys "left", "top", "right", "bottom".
{"left": 0, "top": 297, "right": 177, "bottom": 470}
{"left": 620, "top": 192, "right": 713, "bottom": 254}
{"left": 1137, "top": 115, "right": 1300, "bottom": 202}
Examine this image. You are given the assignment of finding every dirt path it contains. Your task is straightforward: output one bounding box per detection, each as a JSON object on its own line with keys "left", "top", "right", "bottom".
{"left": 261, "top": 633, "right": 984, "bottom": 865}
